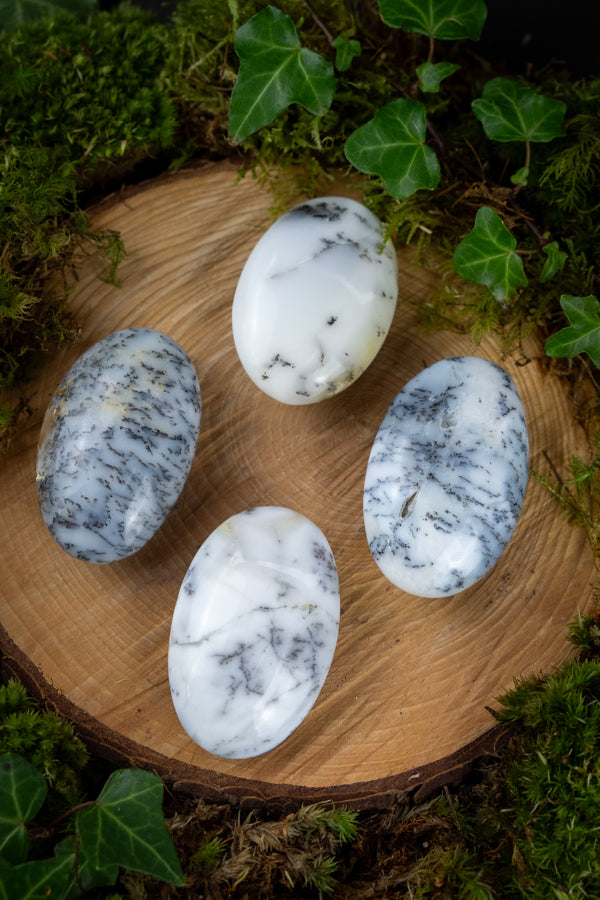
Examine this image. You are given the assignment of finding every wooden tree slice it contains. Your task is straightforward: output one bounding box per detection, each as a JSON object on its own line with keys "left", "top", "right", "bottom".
{"left": 0, "top": 162, "right": 596, "bottom": 808}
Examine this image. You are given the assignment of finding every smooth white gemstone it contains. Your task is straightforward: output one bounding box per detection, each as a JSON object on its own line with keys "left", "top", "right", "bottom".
{"left": 168, "top": 507, "right": 340, "bottom": 759}
{"left": 36, "top": 328, "right": 201, "bottom": 563}
{"left": 232, "top": 196, "right": 398, "bottom": 404}
{"left": 363, "top": 357, "right": 529, "bottom": 598}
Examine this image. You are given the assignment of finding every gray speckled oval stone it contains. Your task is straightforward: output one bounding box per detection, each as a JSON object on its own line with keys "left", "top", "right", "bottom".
{"left": 36, "top": 327, "right": 201, "bottom": 563}
{"left": 363, "top": 356, "right": 529, "bottom": 598}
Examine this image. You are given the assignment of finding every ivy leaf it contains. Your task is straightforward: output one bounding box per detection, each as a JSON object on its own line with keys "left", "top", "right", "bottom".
{"left": 452, "top": 206, "right": 528, "bottom": 303}
{"left": 377, "top": 0, "right": 487, "bottom": 41}
{"left": 510, "top": 165, "right": 529, "bottom": 187}
{"left": 416, "top": 60, "right": 460, "bottom": 93}
{"left": 75, "top": 769, "right": 184, "bottom": 887}
{"left": 344, "top": 98, "right": 440, "bottom": 199}
{"left": 228, "top": 6, "right": 336, "bottom": 143}
{"left": 0, "top": 854, "right": 75, "bottom": 900}
{"left": 545, "top": 295, "right": 600, "bottom": 367}
{"left": 472, "top": 77, "right": 567, "bottom": 144}
{"left": 332, "top": 35, "right": 361, "bottom": 72}
{"left": 0, "top": 0, "right": 96, "bottom": 30}
{"left": 540, "top": 241, "right": 567, "bottom": 283}
{"left": 0, "top": 753, "right": 47, "bottom": 866}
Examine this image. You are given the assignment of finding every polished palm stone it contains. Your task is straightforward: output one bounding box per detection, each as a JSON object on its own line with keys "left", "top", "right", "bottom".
{"left": 168, "top": 507, "right": 340, "bottom": 759}
{"left": 36, "top": 327, "right": 201, "bottom": 563}
{"left": 232, "top": 196, "right": 398, "bottom": 404}
{"left": 363, "top": 356, "right": 529, "bottom": 598}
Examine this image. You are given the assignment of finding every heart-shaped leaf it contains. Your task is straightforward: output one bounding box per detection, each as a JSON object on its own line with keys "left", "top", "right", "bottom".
{"left": 0, "top": 0, "right": 96, "bottom": 30}
{"left": 472, "top": 77, "right": 567, "bottom": 144}
{"left": 0, "top": 754, "right": 47, "bottom": 866}
{"left": 344, "top": 98, "right": 440, "bottom": 199}
{"left": 417, "top": 60, "right": 460, "bottom": 93}
{"left": 540, "top": 241, "right": 567, "bottom": 283}
{"left": 510, "top": 165, "right": 529, "bottom": 187}
{"left": 229, "top": 6, "right": 336, "bottom": 143}
{"left": 452, "top": 206, "right": 528, "bottom": 303}
{"left": 75, "top": 769, "right": 184, "bottom": 887}
{"left": 332, "top": 35, "right": 361, "bottom": 72}
{"left": 377, "top": 0, "right": 487, "bottom": 41}
{"left": 545, "top": 295, "right": 600, "bottom": 367}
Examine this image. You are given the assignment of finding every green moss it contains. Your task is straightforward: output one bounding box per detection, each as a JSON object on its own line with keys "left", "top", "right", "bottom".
{"left": 409, "top": 843, "right": 494, "bottom": 899}
{"left": 0, "top": 679, "right": 89, "bottom": 808}
{"left": 489, "top": 660, "right": 600, "bottom": 897}
{"left": 0, "top": 4, "right": 174, "bottom": 448}
{"left": 190, "top": 835, "right": 227, "bottom": 871}
{"left": 568, "top": 610, "right": 600, "bottom": 660}
{"left": 1, "top": 4, "right": 176, "bottom": 171}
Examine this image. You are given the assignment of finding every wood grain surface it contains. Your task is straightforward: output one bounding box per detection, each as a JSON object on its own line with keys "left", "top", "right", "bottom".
{"left": 0, "top": 161, "right": 596, "bottom": 807}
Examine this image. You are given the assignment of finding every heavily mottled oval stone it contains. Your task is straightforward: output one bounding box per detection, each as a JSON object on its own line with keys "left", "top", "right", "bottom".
{"left": 232, "top": 196, "right": 398, "bottom": 404}
{"left": 168, "top": 507, "right": 340, "bottom": 759}
{"left": 363, "top": 356, "right": 529, "bottom": 598}
{"left": 36, "top": 327, "right": 201, "bottom": 563}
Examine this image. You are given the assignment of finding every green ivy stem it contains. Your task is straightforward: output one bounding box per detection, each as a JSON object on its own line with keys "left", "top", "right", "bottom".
{"left": 427, "top": 34, "right": 435, "bottom": 63}
{"left": 26, "top": 798, "right": 96, "bottom": 852}
{"left": 47, "top": 799, "right": 96, "bottom": 829}
{"left": 524, "top": 137, "right": 531, "bottom": 173}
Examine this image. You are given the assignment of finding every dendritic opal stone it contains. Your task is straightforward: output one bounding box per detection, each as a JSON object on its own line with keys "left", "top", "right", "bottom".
{"left": 232, "top": 196, "right": 398, "bottom": 404}
{"left": 36, "top": 328, "right": 201, "bottom": 564}
{"left": 363, "top": 357, "right": 529, "bottom": 598}
{"left": 168, "top": 507, "right": 340, "bottom": 759}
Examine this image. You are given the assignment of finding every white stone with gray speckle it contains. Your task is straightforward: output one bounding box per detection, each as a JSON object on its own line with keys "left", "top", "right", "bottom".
{"left": 168, "top": 507, "right": 340, "bottom": 759}
{"left": 232, "top": 196, "right": 398, "bottom": 404}
{"left": 363, "top": 356, "right": 529, "bottom": 598}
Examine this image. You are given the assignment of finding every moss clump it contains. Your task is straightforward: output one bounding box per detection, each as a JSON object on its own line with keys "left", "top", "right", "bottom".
{"left": 2, "top": 4, "right": 176, "bottom": 173}
{"left": 491, "top": 659, "right": 600, "bottom": 897}
{"left": 0, "top": 678, "right": 89, "bottom": 808}
{"left": 0, "top": 4, "right": 176, "bottom": 450}
{"left": 568, "top": 609, "right": 600, "bottom": 660}
{"left": 175, "top": 800, "right": 359, "bottom": 896}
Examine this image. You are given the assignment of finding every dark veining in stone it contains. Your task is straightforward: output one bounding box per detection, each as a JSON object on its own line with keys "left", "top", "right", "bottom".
{"left": 36, "top": 327, "right": 201, "bottom": 563}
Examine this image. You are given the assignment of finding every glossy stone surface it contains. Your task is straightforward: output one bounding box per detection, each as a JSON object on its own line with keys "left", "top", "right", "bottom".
{"left": 168, "top": 507, "right": 340, "bottom": 759}
{"left": 232, "top": 196, "right": 398, "bottom": 404}
{"left": 36, "top": 328, "right": 201, "bottom": 563}
{"left": 363, "top": 356, "right": 529, "bottom": 598}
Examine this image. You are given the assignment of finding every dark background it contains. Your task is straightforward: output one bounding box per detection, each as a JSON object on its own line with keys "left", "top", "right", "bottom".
{"left": 98, "top": 0, "right": 600, "bottom": 78}
{"left": 479, "top": 0, "right": 599, "bottom": 78}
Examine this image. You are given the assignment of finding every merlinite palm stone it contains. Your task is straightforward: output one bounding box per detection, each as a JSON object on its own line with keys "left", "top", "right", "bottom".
{"left": 168, "top": 507, "right": 340, "bottom": 759}
{"left": 232, "top": 196, "right": 398, "bottom": 404}
{"left": 363, "top": 356, "right": 529, "bottom": 598}
{"left": 36, "top": 327, "right": 201, "bottom": 563}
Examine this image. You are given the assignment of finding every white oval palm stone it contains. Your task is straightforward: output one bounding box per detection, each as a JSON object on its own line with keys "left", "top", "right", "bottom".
{"left": 364, "top": 356, "right": 529, "bottom": 598}
{"left": 232, "top": 196, "right": 398, "bottom": 404}
{"left": 36, "top": 327, "right": 201, "bottom": 563}
{"left": 168, "top": 507, "right": 340, "bottom": 759}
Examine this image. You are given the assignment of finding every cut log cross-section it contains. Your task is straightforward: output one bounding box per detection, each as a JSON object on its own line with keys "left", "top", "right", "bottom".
{"left": 0, "top": 162, "right": 595, "bottom": 808}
